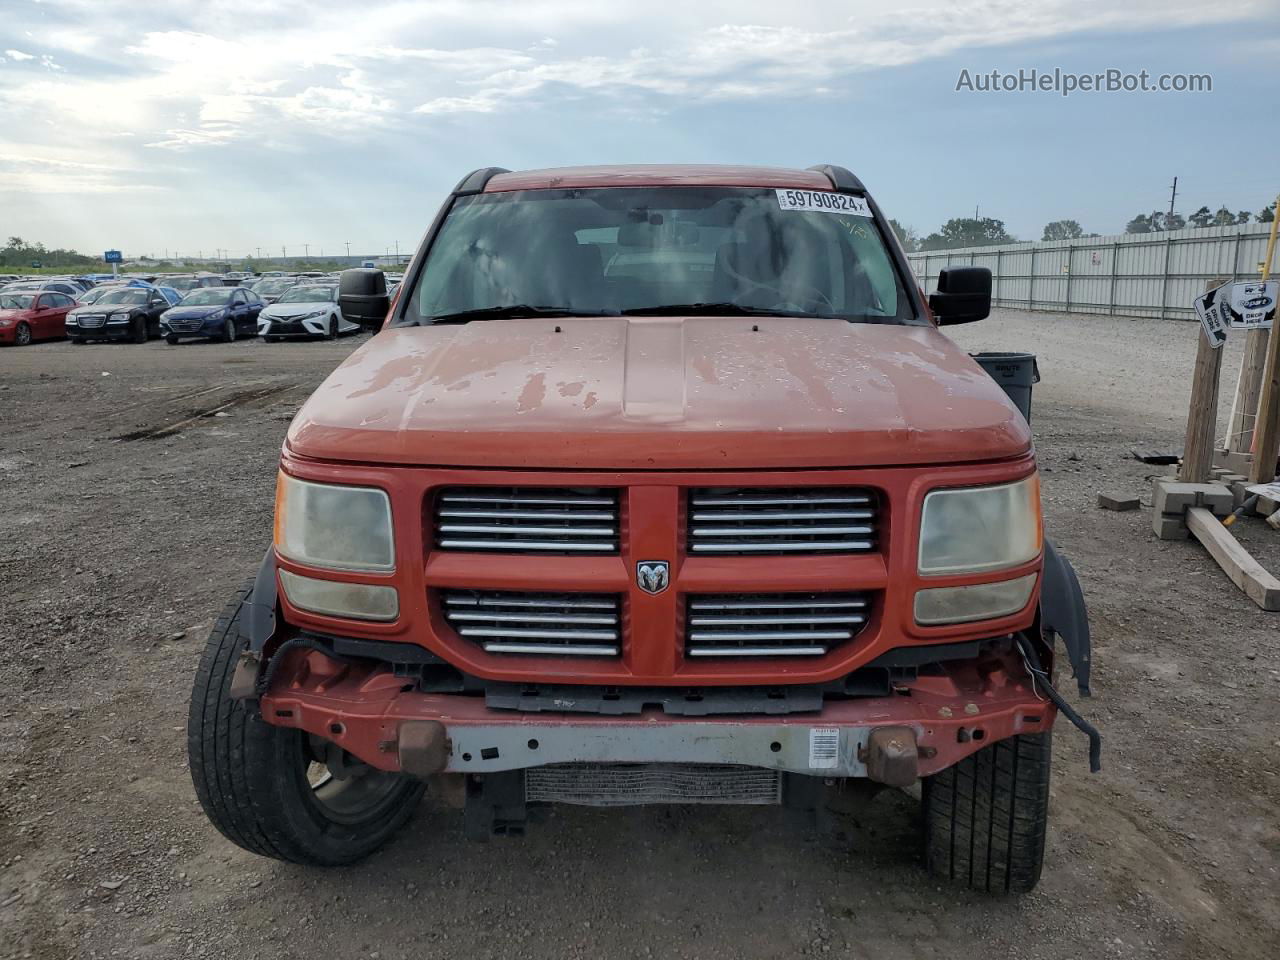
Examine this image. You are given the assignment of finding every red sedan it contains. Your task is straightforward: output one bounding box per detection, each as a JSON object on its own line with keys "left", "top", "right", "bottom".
{"left": 0, "top": 290, "right": 77, "bottom": 345}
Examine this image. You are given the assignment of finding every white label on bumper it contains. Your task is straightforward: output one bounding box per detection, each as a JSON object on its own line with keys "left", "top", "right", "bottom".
{"left": 808, "top": 727, "right": 840, "bottom": 769}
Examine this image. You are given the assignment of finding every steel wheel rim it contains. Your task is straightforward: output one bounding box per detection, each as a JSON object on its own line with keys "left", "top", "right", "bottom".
{"left": 16, "top": 324, "right": 30, "bottom": 345}
{"left": 299, "top": 742, "right": 404, "bottom": 825}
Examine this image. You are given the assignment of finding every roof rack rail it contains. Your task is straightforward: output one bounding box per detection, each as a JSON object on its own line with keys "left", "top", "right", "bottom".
{"left": 454, "top": 167, "right": 511, "bottom": 195}
{"left": 807, "top": 164, "right": 866, "bottom": 194}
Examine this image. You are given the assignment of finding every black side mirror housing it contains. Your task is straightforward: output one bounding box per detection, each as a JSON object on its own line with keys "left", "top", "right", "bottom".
{"left": 339, "top": 269, "right": 390, "bottom": 331}
{"left": 929, "top": 267, "right": 991, "bottom": 325}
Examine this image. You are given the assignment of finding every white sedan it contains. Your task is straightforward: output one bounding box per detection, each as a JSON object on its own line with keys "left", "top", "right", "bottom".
{"left": 257, "top": 285, "right": 359, "bottom": 341}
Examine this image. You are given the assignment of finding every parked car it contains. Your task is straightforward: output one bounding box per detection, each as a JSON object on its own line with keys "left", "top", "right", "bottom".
{"left": 65, "top": 286, "right": 172, "bottom": 343}
{"left": 0, "top": 278, "right": 84, "bottom": 298}
{"left": 257, "top": 284, "right": 357, "bottom": 341}
{"left": 186, "top": 164, "right": 1096, "bottom": 894}
{"left": 250, "top": 276, "right": 297, "bottom": 304}
{"left": 0, "top": 290, "right": 76, "bottom": 345}
{"left": 165, "top": 273, "right": 224, "bottom": 294}
{"left": 160, "top": 286, "right": 264, "bottom": 343}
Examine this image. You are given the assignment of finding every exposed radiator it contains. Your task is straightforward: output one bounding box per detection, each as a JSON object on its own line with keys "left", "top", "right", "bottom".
{"left": 524, "top": 763, "right": 782, "bottom": 806}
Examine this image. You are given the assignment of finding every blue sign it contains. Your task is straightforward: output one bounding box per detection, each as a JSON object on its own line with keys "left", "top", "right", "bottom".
{"left": 104, "top": 249, "right": 122, "bottom": 263}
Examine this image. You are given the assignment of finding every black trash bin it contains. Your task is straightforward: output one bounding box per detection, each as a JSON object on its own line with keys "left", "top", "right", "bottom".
{"left": 970, "top": 352, "right": 1040, "bottom": 423}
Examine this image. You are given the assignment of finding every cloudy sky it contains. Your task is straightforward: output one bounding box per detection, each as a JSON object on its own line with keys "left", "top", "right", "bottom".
{"left": 2, "top": 0, "right": 1278, "bottom": 259}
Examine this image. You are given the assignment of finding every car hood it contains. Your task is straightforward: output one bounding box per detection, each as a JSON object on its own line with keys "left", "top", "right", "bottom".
{"left": 263, "top": 302, "right": 330, "bottom": 318}
{"left": 286, "top": 317, "right": 1031, "bottom": 470}
{"left": 0, "top": 308, "right": 35, "bottom": 320}
{"left": 70, "top": 303, "right": 138, "bottom": 315}
{"left": 163, "top": 305, "right": 226, "bottom": 319}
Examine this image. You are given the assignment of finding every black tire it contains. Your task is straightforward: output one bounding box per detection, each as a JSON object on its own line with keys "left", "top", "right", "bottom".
{"left": 165, "top": 334, "right": 180, "bottom": 345}
{"left": 15, "top": 322, "right": 32, "bottom": 346}
{"left": 71, "top": 337, "right": 86, "bottom": 345}
{"left": 327, "top": 317, "right": 338, "bottom": 340}
{"left": 187, "top": 581, "right": 425, "bottom": 865}
{"left": 221, "top": 317, "right": 236, "bottom": 343}
{"left": 264, "top": 336, "right": 279, "bottom": 343}
{"left": 922, "top": 733, "right": 1051, "bottom": 894}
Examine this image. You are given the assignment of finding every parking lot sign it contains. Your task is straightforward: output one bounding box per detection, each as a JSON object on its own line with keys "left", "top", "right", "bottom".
{"left": 104, "top": 249, "right": 123, "bottom": 263}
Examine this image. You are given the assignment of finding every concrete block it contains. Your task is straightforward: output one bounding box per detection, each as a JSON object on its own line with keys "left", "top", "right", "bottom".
{"left": 1267, "top": 510, "right": 1280, "bottom": 531}
{"left": 1097, "top": 492, "right": 1140, "bottom": 511}
{"left": 1257, "top": 493, "right": 1280, "bottom": 516}
{"left": 1151, "top": 479, "right": 1234, "bottom": 517}
{"left": 1152, "top": 511, "right": 1189, "bottom": 540}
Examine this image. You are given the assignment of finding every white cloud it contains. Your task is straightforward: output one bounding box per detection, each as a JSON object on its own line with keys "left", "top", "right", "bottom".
{"left": 4, "top": 49, "right": 36, "bottom": 61}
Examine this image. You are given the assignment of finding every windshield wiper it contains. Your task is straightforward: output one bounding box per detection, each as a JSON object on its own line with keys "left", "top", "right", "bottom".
{"left": 407, "top": 304, "right": 608, "bottom": 326}
{"left": 620, "top": 302, "right": 815, "bottom": 318}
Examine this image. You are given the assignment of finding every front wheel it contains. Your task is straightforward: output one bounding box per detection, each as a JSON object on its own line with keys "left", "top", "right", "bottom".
{"left": 15, "top": 322, "right": 32, "bottom": 346}
{"left": 165, "top": 334, "right": 180, "bottom": 345}
{"left": 187, "top": 581, "right": 425, "bottom": 865}
{"left": 221, "top": 317, "right": 236, "bottom": 343}
{"left": 327, "top": 317, "right": 338, "bottom": 340}
{"left": 922, "top": 733, "right": 1051, "bottom": 894}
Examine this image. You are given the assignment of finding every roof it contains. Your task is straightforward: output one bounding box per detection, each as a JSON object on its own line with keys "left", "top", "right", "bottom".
{"left": 483, "top": 164, "right": 834, "bottom": 193}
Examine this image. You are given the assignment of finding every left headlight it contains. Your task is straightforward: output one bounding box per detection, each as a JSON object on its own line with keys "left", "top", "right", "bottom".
{"left": 274, "top": 472, "right": 395, "bottom": 572}
{"left": 918, "top": 475, "right": 1041, "bottom": 576}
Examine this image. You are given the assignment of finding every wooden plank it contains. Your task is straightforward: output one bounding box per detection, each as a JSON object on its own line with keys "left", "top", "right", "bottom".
{"left": 1186, "top": 507, "right": 1280, "bottom": 611}
{"left": 1248, "top": 329, "right": 1280, "bottom": 484}
{"left": 1178, "top": 321, "right": 1225, "bottom": 483}
{"left": 1227, "top": 329, "right": 1270, "bottom": 452}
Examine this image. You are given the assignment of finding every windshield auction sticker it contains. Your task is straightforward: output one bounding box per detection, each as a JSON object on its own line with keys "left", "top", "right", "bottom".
{"left": 776, "top": 189, "right": 872, "bottom": 217}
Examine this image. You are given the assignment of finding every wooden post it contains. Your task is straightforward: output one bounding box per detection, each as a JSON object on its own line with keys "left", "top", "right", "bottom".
{"left": 1248, "top": 203, "right": 1280, "bottom": 484}
{"left": 1229, "top": 330, "right": 1270, "bottom": 452}
{"left": 1179, "top": 278, "right": 1230, "bottom": 482}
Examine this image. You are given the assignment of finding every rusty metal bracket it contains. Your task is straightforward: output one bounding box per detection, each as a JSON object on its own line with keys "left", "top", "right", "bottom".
{"left": 859, "top": 726, "right": 919, "bottom": 788}
{"left": 398, "top": 721, "right": 450, "bottom": 778}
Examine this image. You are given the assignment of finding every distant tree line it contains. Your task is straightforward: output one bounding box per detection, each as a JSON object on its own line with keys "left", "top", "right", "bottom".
{"left": 889, "top": 199, "right": 1277, "bottom": 253}
{"left": 1124, "top": 202, "right": 1275, "bottom": 234}
{"left": 1, "top": 236, "right": 101, "bottom": 269}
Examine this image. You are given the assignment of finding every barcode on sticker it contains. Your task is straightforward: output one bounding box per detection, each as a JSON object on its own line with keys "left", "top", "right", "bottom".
{"left": 808, "top": 728, "right": 840, "bottom": 769}
{"left": 776, "top": 189, "right": 872, "bottom": 218}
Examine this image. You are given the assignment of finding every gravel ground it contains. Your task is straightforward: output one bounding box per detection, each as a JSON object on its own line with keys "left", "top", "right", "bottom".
{"left": 0, "top": 310, "right": 1277, "bottom": 960}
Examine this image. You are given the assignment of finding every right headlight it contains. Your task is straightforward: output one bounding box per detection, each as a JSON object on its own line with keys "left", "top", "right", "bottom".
{"left": 274, "top": 473, "right": 395, "bottom": 572}
{"left": 917, "top": 475, "right": 1041, "bottom": 576}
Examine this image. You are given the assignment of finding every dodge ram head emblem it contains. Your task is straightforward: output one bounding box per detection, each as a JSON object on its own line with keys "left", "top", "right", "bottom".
{"left": 636, "top": 561, "right": 670, "bottom": 595}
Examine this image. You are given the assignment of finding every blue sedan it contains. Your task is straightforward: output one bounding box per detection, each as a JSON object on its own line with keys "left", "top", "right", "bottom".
{"left": 160, "top": 287, "right": 264, "bottom": 344}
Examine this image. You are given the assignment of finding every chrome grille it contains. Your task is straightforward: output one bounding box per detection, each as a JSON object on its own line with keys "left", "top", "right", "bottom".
{"left": 77, "top": 314, "right": 106, "bottom": 329}
{"left": 685, "top": 593, "right": 870, "bottom": 657}
{"left": 435, "top": 487, "right": 619, "bottom": 553}
{"left": 442, "top": 590, "right": 622, "bottom": 656}
{"left": 687, "top": 487, "right": 877, "bottom": 554}
{"left": 166, "top": 319, "right": 203, "bottom": 332}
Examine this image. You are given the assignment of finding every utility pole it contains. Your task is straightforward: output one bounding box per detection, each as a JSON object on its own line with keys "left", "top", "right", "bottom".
{"left": 304, "top": 243, "right": 310, "bottom": 259}
{"left": 345, "top": 241, "right": 351, "bottom": 258}
{"left": 281, "top": 245, "right": 286, "bottom": 260}
{"left": 255, "top": 247, "right": 261, "bottom": 259}
{"left": 1168, "top": 176, "right": 1179, "bottom": 220}
{"left": 394, "top": 239, "right": 400, "bottom": 261}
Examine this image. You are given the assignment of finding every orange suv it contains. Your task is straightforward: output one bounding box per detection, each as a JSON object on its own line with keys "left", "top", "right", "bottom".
{"left": 187, "top": 164, "right": 1097, "bottom": 893}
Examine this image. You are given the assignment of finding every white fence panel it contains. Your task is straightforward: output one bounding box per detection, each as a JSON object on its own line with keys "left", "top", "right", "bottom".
{"left": 907, "top": 225, "right": 1276, "bottom": 320}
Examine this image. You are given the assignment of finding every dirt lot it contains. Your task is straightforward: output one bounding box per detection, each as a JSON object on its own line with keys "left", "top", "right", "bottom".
{"left": 1, "top": 310, "right": 1278, "bottom": 960}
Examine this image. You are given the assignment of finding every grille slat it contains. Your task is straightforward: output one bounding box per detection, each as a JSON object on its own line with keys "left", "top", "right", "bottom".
{"left": 685, "top": 593, "right": 870, "bottom": 657}
{"left": 443, "top": 590, "right": 622, "bottom": 657}
{"left": 435, "top": 487, "right": 619, "bottom": 553}
{"left": 688, "top": 487, "right": 878, "bottom": 555}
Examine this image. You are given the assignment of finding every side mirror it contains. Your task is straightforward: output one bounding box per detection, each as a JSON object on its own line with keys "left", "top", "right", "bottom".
{"left": 929, "top": 267, "right": 991, "bottom": 325}
{"left": 339, "top": 269, "right": 390, "bottom": 331}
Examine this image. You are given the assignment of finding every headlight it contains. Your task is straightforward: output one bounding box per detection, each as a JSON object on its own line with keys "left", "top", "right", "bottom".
{"left": 918, "top": 475, "right": 1041, "bottom": 576}
{"left": 914, "top": 574, "right": 1038, "bottom": 625}
{"left": 274, "top": 472, "right": 395, "bottom": 572}
{"left": 298, "top": 310, "right": 326, "bottom": 320}
{"left": 278, "top": 570, "right": 399, "bottom": 622}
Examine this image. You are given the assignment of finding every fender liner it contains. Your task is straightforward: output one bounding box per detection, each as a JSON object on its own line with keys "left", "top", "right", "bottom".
{"left": 240, "top": 547, "right": 278, "bottom": 654}
{"left": 1040, "top": 538, "right": 1091, "bottom": 696}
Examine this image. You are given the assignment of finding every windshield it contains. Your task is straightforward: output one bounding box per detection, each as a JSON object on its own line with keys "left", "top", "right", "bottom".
{"left": 180, "top": 288, "right": 233, "bottom": 306}
{"left": 168, "top": 276, "right": 199, "bottom": 291}
{"left": 98, "top": 288, "right": 149, "bottom": 305}
{"left": 403, "top": 186, "right": 916, "bottom": 325}
{"left": 254, "top": 278, "right": 295, "bottom": 295}
{"left": 0, "top": 293, "right": 34, "bottom": 309}
{"left": 80, "top": 286, "right": 115, "bottom": 304}
{"left": 278, "top": 285, "right": 335, "bottom": 303}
